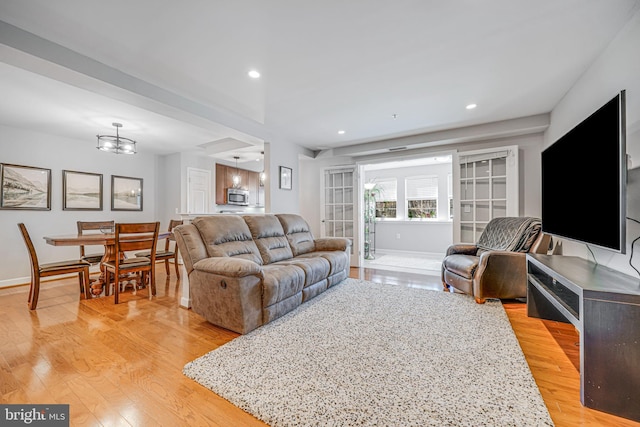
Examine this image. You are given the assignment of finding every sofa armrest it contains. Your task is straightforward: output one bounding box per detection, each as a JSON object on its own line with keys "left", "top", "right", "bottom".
{"left": 446, "top": 244, "right": 478, "bottom": 257}
{"left": 314, "top": 237, "right": 351, "bottom": 252}
{"left": 173, "top": 224, "right": 209, "bottom": 275}
{"left": 192, "top": 257, "right": 262, "bottom": 278}
{"left": 473, "top": 251, "right": 526, "bottom": 300}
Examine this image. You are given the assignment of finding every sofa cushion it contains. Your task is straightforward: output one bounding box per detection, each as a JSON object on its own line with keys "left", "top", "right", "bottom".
{"left": 243, "top": 215, "right": 294, "bottom": 264}
{"left": 297, "top": 250, "right": 349, "bottom": 276}
{"left": 261, "top": 264, "right": 305, "bottom": 306}
{"left": 192, "top": 216, "right": 262, "bottom": 264}
{"left": 276, "top": 214, "right": 316, "bottom": 256}
{"left": 275, "top": 256, "right": 330, "bottom": 287}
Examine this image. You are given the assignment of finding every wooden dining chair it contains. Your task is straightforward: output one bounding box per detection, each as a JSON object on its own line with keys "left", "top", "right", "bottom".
{"left": 18, "top": 223, "right": 91, "bottom": 310}
{"left": 134, "top": 219, "right": 183, "bottom": 278}
{"left": 77, "top": 220, "right": 115, "bottom": 265}
{"left": 103, "top": 222, "right": 160, "bottom": 304}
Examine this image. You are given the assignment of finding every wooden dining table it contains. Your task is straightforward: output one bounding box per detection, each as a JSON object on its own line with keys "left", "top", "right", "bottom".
{"left": 44, "top": 231, "right": 171, "bottom": 296}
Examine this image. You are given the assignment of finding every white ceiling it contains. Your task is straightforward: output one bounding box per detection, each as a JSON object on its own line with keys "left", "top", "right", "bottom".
{"left": 0, "top": 0, "right": 639, "bottom": 167}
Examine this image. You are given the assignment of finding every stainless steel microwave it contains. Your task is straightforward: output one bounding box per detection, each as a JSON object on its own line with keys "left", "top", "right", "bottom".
{"left": 227, "top": 188, "right": 249, "bottom": 206}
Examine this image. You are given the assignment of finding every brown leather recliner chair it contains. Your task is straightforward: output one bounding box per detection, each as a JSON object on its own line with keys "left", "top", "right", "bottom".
{"left": 441, "top": 217, "right": 550, "bottom": 304}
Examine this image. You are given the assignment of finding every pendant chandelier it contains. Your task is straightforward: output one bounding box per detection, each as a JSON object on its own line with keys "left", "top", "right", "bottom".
{"left": 232, "top": 156, "right": 241, "bottom": 187}
{"left": 259, "top": 151, "right": 266, "bottom": 187}
{"left": 96, "top": 122, "right": 137, "bottom": 154}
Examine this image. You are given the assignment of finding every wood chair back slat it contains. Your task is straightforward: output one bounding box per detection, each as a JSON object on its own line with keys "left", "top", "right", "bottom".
{"left": 107, "top": 221, "right": 160, "bottom": 304}
{"left": 18, "top": 223, "right": 90, "bottom": 309}
{"left": 77, "top": 220, "right": 114, "bottom": 259}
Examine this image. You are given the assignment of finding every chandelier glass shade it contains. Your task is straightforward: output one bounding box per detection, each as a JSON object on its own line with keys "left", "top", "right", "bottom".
{"left": 232, "top": 156, "right": 241, "bottom": 187}
{"left": 259, "top": 151, "right": 266, "bottom": 187}
{"left": 96, "top": 122, "right": 137, "bottom": 154}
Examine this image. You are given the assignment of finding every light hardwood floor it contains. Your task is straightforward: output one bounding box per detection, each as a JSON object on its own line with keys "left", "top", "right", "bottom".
{"left": 1, "top": 266, "right": 638, "bottom": 426}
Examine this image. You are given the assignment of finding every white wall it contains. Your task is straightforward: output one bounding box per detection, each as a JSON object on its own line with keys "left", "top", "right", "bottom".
{"left": 159, "top": 152, "right": 181, "bottom": 227}
{"left": 266, "top": 140, "right": 306, "bottom": 214}
{"left": 0, "top": 125, "right": 158, "bottom": 286}
{"left": 543, "top": 8, "right": 640, "bottom": 276}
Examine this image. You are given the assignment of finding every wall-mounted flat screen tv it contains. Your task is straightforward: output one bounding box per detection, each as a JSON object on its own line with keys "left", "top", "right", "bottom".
{"left": 541, "top": 91, "right": 626, "bottom": 253}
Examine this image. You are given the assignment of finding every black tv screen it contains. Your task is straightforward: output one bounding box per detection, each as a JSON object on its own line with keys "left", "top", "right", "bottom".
{"left": 541, "top": 91, "right": 626, "bottom": 253}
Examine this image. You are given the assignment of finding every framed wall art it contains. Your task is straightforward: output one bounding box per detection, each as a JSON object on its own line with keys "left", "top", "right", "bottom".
{"left": 279, "top": 166, "right": 292, "bottom": 190}
{"left": 63, "top": 170, "right": 103, "bottom": 211}
{"left": 111, "top": 175, "right": 143, "bottom": 211}
{"left": 0, "top": 163, "right": 51, "bottom": 210}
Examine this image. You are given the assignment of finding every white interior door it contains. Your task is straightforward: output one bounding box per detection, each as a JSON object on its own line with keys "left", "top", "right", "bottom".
{"left": 320, "top": 166, "right": 359, "bottom": 266}
{"left": 454, "top": 146, "right": 519, "bottom": 243}
{"left": 187, "top": 167, "right": 211, "bottom": 214}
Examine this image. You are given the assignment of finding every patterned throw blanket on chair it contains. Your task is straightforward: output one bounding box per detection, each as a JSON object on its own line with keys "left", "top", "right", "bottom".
{"left": 476, "top": 217, "right": 542, "bottom": 253}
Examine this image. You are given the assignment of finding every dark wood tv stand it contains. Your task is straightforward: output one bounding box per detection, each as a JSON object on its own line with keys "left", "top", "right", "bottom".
{"left": 526, "top": 254, "right": 640, "bottom": 422}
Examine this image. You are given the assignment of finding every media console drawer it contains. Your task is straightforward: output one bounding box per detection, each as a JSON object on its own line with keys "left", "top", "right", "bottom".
{"left": 526, "top": 254, "right": 640, "bottom": 423}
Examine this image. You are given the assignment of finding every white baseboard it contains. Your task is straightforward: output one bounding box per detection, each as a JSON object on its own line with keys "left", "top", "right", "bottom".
{"left": 0, "top": 266, "right": 101, "bottom": 289}
{"left": 0, "top": 276, "right": 30, "bottom": 289}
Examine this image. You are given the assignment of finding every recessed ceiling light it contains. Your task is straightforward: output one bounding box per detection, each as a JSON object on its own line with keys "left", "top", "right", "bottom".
{"left": 248, "top": 70, "right": 261, "bottom": 79}
{"left": 466, "top": 103, "right": 477, "bottom": 110}
{"left": 338, "top": 130, "right": 345, "bottom": 135}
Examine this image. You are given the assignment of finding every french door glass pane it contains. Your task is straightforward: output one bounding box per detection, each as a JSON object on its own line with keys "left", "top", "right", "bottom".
{"left": 492, "top": 178, "right": 507, "bottom": 199}
{"left": 492, "top": 201, "right": 507, "bottom": 218}
{"left": 460, "top": 202, "right": 473, "bottom": 222}
{"left": 344, "top": 222, "right": 353, "bottom": 238}
{"left": 461, "top": 181, "right": 473, "bottom": 200}
{"left": 461, "top": 224, "right": 474, "bottom": 243}
{"left": 325, "top": 189, "right": 334, "bottom": 204}
{"left": 475, "top": 178, "right": 490, "bottom": 199}
{"left": 344, "top": 204, "right": 353, "bottom": 221}
{"left": 344, "top": 187, "right": 353, "bottom": 204}
{"left": 492, "top": 158, "right": 506, "bottom": 176}
{"left": 476, "top": 161, "right": 490, "bottom": 177}
{"left": 476, "top": 202, "right": 490, "bottom": 221}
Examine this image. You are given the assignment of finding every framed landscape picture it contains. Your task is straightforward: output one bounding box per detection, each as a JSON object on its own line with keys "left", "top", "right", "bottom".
{"left": 63, "top": 170, "right": 103, "bottom": 210}
{"left": 0, "top": 163, "right": 51, "bottom": 210}
{"left": 279, "top": 166, "right": 292, "bottom": 190}
{"left": 111, "top": 175, "right": 143, "bottom": 211}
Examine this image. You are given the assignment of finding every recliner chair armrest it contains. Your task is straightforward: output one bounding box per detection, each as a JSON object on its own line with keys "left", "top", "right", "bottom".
{"left": 473, "top": 251, "right": 527, "bottom": 300}
{"left": 314, "top": 237, "right": 351, "bottom": 252}
{"left": 446, "top": 244, "right": 478, "bottom": 256}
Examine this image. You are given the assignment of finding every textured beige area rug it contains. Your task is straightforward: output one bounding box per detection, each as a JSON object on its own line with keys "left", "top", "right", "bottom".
{"left": 184, "top": 278, "right": 553, "bottom": 427}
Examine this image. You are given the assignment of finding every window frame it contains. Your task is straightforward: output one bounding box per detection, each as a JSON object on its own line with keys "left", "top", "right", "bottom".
{"left": 405, "top": 175, "right": 439, "bottom": 220}
{"left": 373, "top": 178, "right": 397, "bottom": 219}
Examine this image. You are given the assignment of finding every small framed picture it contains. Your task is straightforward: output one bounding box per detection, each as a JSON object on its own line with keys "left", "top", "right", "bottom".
{"left": 63, "top": 170, "right": 103, "bottom": 211}
{"left": 0, "top": 163, "right": 51, "bottom": 210}
{"left": 279, "top": 166, "right": 292, "bottom": 190}
{"left": 111, "top": 175, "right": 143, "bottom": 211}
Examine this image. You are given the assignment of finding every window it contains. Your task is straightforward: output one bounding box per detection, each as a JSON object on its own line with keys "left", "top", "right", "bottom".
{"left": 406, "top": 176, "right": 438, "bottom": 219}
{"left": 374, "top": 178, "right": 396, "bottom": 218}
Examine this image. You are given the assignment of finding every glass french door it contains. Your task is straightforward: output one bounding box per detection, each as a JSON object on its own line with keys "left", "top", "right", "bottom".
{"left": 454, "top": 146, "right": 519, "bottom": 244}
{"left": 320, "top": 166, "right": 358, "bottom": 266}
